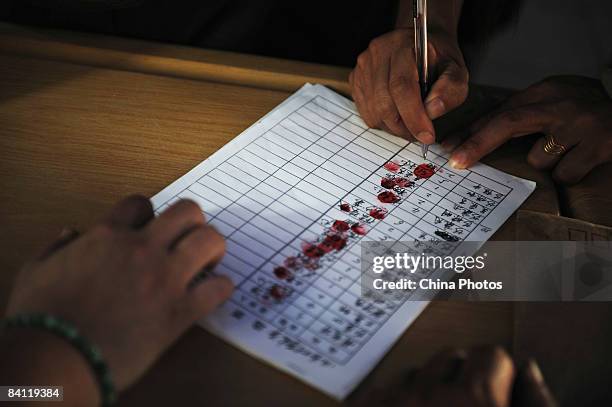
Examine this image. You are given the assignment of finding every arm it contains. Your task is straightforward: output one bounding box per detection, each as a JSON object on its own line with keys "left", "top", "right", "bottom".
{"left": 0, "top": 328, "right": 99, "bottom": 407}
{"left": 1, "top": 196, "right": 233, "bottom": 405}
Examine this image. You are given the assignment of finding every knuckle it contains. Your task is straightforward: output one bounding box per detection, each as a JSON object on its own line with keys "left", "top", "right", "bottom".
{"left": 356, "top": 52, "right": 369, "bottom": 69}
{"left": 368, "top": 37, "right": 384, "bottom": 52}
{"left": 533, "top": 78, "right": 551, "bottom": 91}
{"left": 531, "top": 78, "right": 557, "bottom": 95}
{"left": 177, "top": 199, "right": 205, "bottom": 221}
{"left": 497, "top": 109, "right": 526, "bottom": 125}
{"left": 457, "top": 78, "right": 469, "bottom": 100}
{"left": 373, "top": 93, "right": 396, "bottom": 119}
{"left": 348, "top": 70, "right": 355, "bottom": 86}
{"left": 388, "top": 75, "right": 411, "bottom": 94}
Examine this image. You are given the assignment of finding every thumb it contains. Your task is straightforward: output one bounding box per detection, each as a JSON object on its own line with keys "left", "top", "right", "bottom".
{"left": 425, "top": 60, "right": 469, "bottom": 120}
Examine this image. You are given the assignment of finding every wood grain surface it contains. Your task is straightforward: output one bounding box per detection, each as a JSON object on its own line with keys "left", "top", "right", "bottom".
{"left": 0, "top": 24, "right": 561, "bottom": 406}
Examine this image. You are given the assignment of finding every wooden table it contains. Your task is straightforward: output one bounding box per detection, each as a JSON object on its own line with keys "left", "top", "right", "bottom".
{"left": 0, "top": 23, "right": 559, "bottom": 406}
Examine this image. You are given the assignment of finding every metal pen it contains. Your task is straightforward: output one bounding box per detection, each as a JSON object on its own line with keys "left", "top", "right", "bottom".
{"left": 413, "top": 0, "right": 430, "bottom": 160}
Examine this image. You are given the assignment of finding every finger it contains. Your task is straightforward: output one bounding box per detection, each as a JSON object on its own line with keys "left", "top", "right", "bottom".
{"left": 148, "top": 199, "right": 206, "bottom": 247}
{"left": 425, "top": 60, "right": 469, "bottom": 120}
{"left": 351, "top": 69, "right": 378, "bottom": 128}
{"left": 512, "top": 359, "right": 558, "bottom": 407}
{"left": 510, "top": 79, "right": 564, "bottom": 107}
{"left": 552, "top": 143, "right": 599, "bottom": 185}
{"left": 103, "top": 194, "right": 154, "bottom": 229}
{"left": 459, "top": 346, "right": 515, "bottom": 407}
{"left": 469, "top": 79, "right": 561, "bottom": 134}
{"left": 372, "top": 51, "right": 412, "bottom": 138}
{"left": 526, "top": 133, "right": 579, "bottom": 171}
{"left": 171, "top": 225, "right": 226, "bottom": 284}
{"left": 182, "top": 275, "right": 234, "bottom": 319}
{"left": 388, "top": 48, "right": 435, "bottom": 144}
{"left": 450, "top": 105, "right": 558, "bottom": 169}
{"left": 36, "top": 228, "right": 80, "bottom": 261}
{"left": 440, "top": 132, "right": 464, "bottom": 153}
{"left": 355, "top": 51, "right": 383, "bottom": 129}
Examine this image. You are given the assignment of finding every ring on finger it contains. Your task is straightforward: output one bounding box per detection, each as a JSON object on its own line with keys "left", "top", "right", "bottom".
{"left": 543, "top": 134, "right": 567, "bottom": 156}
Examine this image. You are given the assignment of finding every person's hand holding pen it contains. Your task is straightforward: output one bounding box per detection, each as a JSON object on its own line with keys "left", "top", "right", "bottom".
{"left": 349, "top": 0, "right": 468, "bottom": 146}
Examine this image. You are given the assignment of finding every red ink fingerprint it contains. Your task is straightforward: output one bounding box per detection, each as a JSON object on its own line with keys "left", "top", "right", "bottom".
{"left": 378, "top": 191, "right": 400, "bottom": 204}
{"left": 330, "top": 234, "right": 347, "bottom": 250}
{"left": 303, "top": 258, "right": 320, "bottom": 270}
{"left": 380, "top": 177, "right": 396, "bottom": 189}
{"left": 318, "top": 239, "right": 335, "bottom": 254}
{"left": 269, "top": 284, "right": 288, "bottom": 300}
{"left": 332, "top": 220, "right": 350, "bottom": 232}
{"left": 384, "top": 161, "right": 400, "bottom": 172}
{"left": 394, "top": 177, "right": 413, "bottom": 188}
{"left": 369, "top": 207, "right": 388, "bottom": 220}
{"left": 414, "top": 163, "right": 435, "bottom": 179}
{"left": 339, "top": 202, "right": 351, "bottom": 212}
{"left": 273, "top": 266, "right": 292, "bottom": 280}
{"left": 319, "top": 234, "right": 347, "bottom": 252}
{"left": 351, "top": 223, "right": 367, "bottom": 235}
{"left": 283, "top": 256, "right": 300, "bottom": 269}
{"left": 302, "top": 242, "right": 324, "bottom": 258}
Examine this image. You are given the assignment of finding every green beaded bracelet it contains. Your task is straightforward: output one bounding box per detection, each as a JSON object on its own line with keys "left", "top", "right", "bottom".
{"left": 1, "top": 313, "right": 116, "bottom": 406}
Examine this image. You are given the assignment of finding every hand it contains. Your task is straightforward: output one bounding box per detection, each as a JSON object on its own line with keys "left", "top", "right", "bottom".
{"left": 380, "top": 346, "right": 556, "bottom": 407}
{"left": 349, "top": 27, "right": 468, "bottom": 143}
{"left": 5, "top": 196, "right": 233, "bottom": 391}
{"left": 446, "top": 76, "right": 612, "bottom": 184}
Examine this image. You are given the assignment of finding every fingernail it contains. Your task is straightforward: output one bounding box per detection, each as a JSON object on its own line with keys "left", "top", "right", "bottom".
{"left": 416, "top": 131, "right": 434, "bottom": 144}
{"left": 450, "top": 151, "right": 467, "bottom": 169}
{"left": 425, "top": 97, "right": 445, "bottom": 119}
{"left": 526, "top": 359, "right": 544, "bottom": 385}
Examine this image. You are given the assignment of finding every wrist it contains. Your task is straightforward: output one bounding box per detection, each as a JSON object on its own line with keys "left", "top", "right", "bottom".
{"left": 0, "top": 326, "right": 100, "bottom": 407}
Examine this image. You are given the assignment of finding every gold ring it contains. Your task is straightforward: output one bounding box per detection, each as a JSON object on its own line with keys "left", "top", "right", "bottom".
{"left": 543, "top": 134, "right": 567, "bottom": 156}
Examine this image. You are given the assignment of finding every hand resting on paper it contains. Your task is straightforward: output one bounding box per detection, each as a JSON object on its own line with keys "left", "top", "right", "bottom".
{"left": 1, "top": 196, "right": 233, "bottom": 406}
{"left": 444, "top": 76, "right": 612, "bottom": 184}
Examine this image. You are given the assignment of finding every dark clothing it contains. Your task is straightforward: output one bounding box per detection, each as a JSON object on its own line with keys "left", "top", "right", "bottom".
{"left": 3, "top": 0, "right": 397, "bottom": 67}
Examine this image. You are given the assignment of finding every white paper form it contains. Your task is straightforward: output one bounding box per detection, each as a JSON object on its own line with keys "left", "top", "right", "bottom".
{"left": 151, "top": 84, "right": 535, "bottom": 399}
